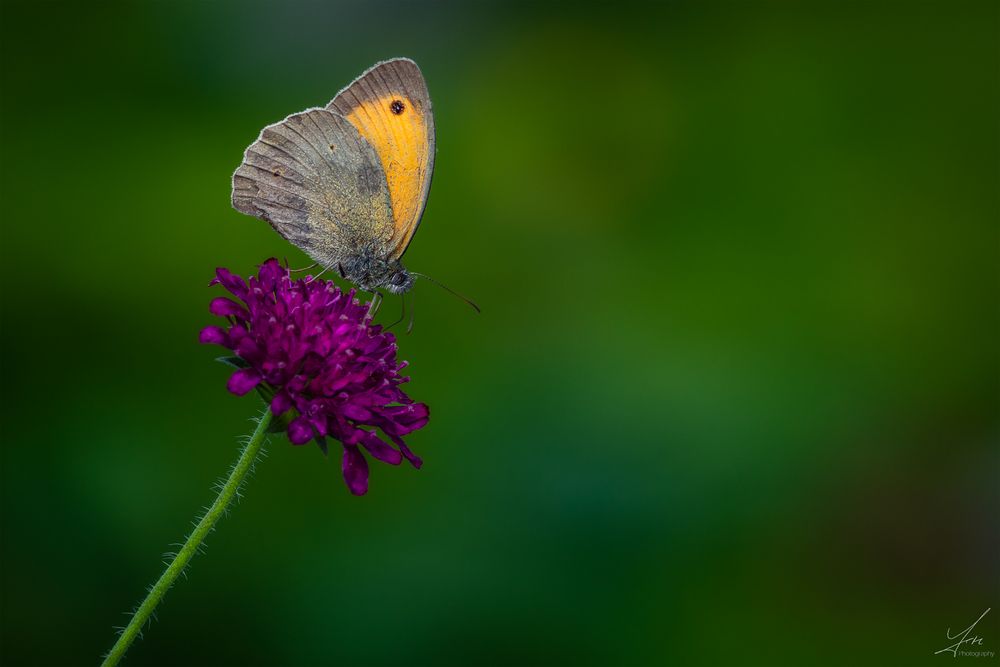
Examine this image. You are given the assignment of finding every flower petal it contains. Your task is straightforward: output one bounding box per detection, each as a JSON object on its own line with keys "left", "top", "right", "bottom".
{"left": 235, "top": 336, "right": 262, "bottom": 364}
{"left": 209, "top": 296, "right": 249, "bottom": 319}
{"left": 270, "top": 391, "right": 293, "bottom": 416}
{"left": 380, "top": 403, "right": 430, "bottom": 435}
{"left": 342, "top": 403, "right": 373, "bottom": 421}
{"left": 209, "top": 267, "right": 248, "bottom": 298}
{"left": 198, "top": 326, "right": 229, "bottom": 347}
{"left": 388, "top": 433, "right": 423, "bottom": 469}
{"left": 361, "top": 431, "right": 402, "bottom": 465}
{"left": 227, "top": 368, "right": 261, "bottom": 396}
{"left": 287, "top": 417, "right": 314, "bottom": 445}
{"left": 257, "top": 258, "right": 286, "bottom": 289}
{"left": 342, "top": 445, "right": 369, "bottom": 495}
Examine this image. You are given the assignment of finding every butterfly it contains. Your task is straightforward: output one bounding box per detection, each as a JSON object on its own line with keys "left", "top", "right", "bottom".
{"left": 232, "top": 58, "right": 434, "bottom": 295}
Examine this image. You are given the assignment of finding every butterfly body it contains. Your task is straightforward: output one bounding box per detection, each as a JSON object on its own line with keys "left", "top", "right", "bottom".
{"left": 232, "top": 59, "right": 434, "bottom": 294}
{"left": 337, "top": 247, "right": 414, "bottom": 294}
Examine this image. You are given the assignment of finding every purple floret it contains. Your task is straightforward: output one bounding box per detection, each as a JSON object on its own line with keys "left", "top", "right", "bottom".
{"left": 200, "top": 259, "right": 427, "bottom": 495}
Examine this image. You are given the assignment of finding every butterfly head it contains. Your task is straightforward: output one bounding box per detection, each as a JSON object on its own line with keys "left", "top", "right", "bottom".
{"left": 341, "top": 252, "right": 414, "bottom": 295}
{"left": 383, "top": 264, "right": 414, "bottom": 295}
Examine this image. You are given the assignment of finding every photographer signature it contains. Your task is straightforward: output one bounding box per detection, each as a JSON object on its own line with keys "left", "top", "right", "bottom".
{"left": 935, "top": 608, "right": 990, "bottom": 657}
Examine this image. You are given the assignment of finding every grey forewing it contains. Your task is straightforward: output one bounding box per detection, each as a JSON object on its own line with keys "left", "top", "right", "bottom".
{"left": 232, "top": 108, "right": 395, "bottom": 268}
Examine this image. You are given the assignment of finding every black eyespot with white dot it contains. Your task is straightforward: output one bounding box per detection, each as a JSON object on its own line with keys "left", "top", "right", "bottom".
{"left": 390, "top": 99, "right": 405, "bottom": 115}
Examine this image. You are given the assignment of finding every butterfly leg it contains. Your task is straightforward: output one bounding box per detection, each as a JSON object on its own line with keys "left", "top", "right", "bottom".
{"left": 287, "top": 262, "right": 318, "bottom": 273}
{"left": 406, "top": 293, "right": 416, "bottom": 335}
{"left": 385, "top": 293, "right": 406, "bottom": 331}
{"left": 304, "top": 265, "right": 332, "bottom": 284}
{"left": 365, "top": 291, "right": 384, "bottom": 321}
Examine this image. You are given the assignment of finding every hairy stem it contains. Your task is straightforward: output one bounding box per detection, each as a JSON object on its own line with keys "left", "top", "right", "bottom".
{"left": 101, "top": 408, "right": 273, "bottom": 667}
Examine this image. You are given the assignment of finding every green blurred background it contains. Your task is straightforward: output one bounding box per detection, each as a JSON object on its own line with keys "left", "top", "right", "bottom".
{"left": 1, "top": 1, "right": 997, "bottom": 665}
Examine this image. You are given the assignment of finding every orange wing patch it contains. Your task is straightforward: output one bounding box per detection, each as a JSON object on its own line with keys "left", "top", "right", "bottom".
{"left": 328, "top": 58, "right": 435, "bottom": 260}
{"left": 342, "top": 95, "right": 430, "bottom": 257}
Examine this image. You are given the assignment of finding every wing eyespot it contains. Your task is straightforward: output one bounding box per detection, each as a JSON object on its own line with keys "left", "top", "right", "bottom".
{"left": 390, "top": 100, "right": 405, "bottom": 115}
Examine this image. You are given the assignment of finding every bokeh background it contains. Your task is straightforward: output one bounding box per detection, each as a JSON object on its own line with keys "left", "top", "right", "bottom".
{"left": 1, "top": 1, "right": 997, "bottom": 665}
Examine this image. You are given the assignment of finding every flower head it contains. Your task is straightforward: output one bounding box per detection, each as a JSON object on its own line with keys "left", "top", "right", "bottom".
{"left": 199, "top": 259, "right": 427, "bottom": 495}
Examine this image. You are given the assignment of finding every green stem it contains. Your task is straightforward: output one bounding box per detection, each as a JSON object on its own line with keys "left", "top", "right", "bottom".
{"left": 101, "top": 408, "right": 273, "bottom": 667}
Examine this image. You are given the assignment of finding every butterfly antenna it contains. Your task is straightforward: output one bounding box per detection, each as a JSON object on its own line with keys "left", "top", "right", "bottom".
{"left": 411, "top": 272, "right": 481, "bottom": 313}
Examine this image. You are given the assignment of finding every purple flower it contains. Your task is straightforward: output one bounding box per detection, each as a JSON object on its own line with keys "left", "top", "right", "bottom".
{"left": 199, "top": 259, "right": 427, "bottom": 495}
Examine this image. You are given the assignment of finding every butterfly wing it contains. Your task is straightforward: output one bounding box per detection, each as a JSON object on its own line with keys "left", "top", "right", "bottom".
{"left": 232, "top": 108, "right": 395, "bottom": 267}
{"left": 328, "top": 58, "right": 435, "bottom": 260}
